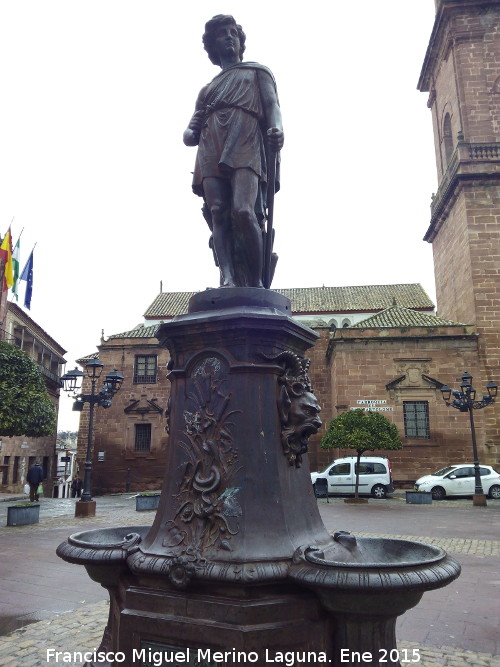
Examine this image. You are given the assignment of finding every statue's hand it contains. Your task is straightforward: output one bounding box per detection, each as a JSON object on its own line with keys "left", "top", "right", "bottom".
{"left": 189, "top": 110, "right": 205, "bottom": 134}
{"left": 183, "top": 110, "right": 204, "bottom": 146}
{"left": 267, "top": 127, "right": 284, "bottom": 153}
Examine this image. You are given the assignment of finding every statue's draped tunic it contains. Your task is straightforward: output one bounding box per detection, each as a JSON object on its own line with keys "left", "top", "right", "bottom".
{"left": 192, "top": 63, "right": 279, "bottom": 206}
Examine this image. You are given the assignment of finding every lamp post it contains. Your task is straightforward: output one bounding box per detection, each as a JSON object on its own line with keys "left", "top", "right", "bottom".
{"left": 61, "top": 360, "right": 124, "bottom": 517}
{"left": 440, "top": 372, "right": 497, "bottom": 507}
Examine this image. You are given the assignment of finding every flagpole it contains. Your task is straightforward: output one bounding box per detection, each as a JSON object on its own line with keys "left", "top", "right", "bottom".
{"left": 14, "top": 227, "right": 24, "bottom": 245}
{"left": 10, "top": 227, "right": 24, "bottom": 302}
{"left": 20, "top": 242, "right": 37, "bottom": 271}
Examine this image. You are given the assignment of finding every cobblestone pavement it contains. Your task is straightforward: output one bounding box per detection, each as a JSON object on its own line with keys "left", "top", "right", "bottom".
{"left": 0, "top": 493, "right": 498, "bottom": 666}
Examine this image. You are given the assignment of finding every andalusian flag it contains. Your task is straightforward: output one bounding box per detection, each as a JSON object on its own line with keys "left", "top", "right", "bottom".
{"left": 11, "top": 236, "right": 21, "bottom": 301}
{"left": 0, "top": 228, "right": 14, "bottom": 292}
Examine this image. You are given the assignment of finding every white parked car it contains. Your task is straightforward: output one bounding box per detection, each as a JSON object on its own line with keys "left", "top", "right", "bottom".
{"left": 310, "top": 456, "right": 394, "bottom": 499}
{"left": 414, "top": 464, "right": 500, "bottom": 500}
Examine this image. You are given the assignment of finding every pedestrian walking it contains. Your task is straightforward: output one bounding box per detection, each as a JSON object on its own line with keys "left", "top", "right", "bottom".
{"left": 26, "top": 461, "right": 44, "bottom": 502}
{"left": 71, "top": 475, "right": 82, "bottom": 498}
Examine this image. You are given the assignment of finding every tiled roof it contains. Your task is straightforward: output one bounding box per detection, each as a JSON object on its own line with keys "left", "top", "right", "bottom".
{"left": 144, "top": 292, "right": 195, "bottom": 318}
{"left": 108, "top": 324, "right": 161, "bottom": 339}
{"left": 143, "top": 284, "right": 434, "bottom": 318}
{"left": 279, "top": 284, "right": 434, "bottom": 312}
{"left": 349, "top": 305, "right": 466, "bottom": 329}
{"left": 75, "top": 351, "right": 100, "bottom": 364}
{"left": 77, "top": 325, "right": 161, "bottom": 363}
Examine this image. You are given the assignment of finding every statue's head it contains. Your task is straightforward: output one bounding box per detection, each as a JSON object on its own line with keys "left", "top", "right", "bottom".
{"left": 288, "top": 391, "right": 322, "bottom": 435}
{"left": 203, "top": 15, "right": 246, "bottom": 66}
{"left": 280, "top": 387, "right": 322, "bottom": 468}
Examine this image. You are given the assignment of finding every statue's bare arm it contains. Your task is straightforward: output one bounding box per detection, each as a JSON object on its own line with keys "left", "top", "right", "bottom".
{"left": 183, "top": 85, "right": 209, "bottom": 147}
{"left": 257, "top": 70, "right": 284, "bottom": 153}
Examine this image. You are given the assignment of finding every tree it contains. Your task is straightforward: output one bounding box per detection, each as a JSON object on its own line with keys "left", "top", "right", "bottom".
{"left": 0, "top": 341, "right": 56, "bottom": 437}
{"left": 321, "top": 409, "right": 402, "bottom": 498}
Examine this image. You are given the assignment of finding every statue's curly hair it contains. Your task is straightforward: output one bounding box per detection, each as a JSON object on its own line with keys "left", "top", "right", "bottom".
{"left": 202, "top": 15, "right": 246, "bottom": 66}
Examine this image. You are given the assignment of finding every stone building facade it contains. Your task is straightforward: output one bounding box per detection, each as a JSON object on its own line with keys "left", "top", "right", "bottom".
{"left": 324, "top": 305, "right": 481, "bottom": 477}
{"left": 76, "top": 327, "right": 170, "bottom": 495}
{"left": 0, "top": 301, "right": 66, "bottom": 494}
{"left": 77, "top": 0, "right": 500, "bottom": 492}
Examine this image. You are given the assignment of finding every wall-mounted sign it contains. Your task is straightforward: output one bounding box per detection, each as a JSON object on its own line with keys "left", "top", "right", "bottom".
{"left": 351, "top": 406, "right": 394, "bottom": 412}
{"left": 352, "top": 399, "right": 393, "bottom": 412}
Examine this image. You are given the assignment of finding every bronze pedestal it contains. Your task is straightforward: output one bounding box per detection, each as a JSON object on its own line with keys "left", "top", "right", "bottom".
{"left": 58, "top": 289, "right": 460, "bottom": 666}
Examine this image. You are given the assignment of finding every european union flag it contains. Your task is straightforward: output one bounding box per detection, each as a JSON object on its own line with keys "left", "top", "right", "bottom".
{"left": 20, "top": 250, "right": 33, "bottom": 310}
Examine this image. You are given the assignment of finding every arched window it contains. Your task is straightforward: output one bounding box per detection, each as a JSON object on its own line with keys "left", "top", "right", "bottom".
{"left": 443, "top": 113, "right": 454, "bottom": 165}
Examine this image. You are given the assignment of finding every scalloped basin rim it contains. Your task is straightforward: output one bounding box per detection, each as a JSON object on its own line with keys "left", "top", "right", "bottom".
{"left": 306, "top": 536, "right": 446, "bottom": 569}
{"left": 67, "top": 526, "right": 151, "bottom": 550}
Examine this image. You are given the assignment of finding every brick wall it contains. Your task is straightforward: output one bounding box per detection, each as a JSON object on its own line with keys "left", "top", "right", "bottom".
{"left": 306, "top": 327, "right": 332, "bottom": 472}
{"left": 432, "top": 188, "right": 475, "bottom": 325}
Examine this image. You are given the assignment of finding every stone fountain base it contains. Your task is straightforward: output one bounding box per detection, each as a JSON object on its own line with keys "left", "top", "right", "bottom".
{"left": 116, "top": 582, "right": 331, "bottom": 664}
{"left": 57, "top": 525, "right": 460, "bottom": 667}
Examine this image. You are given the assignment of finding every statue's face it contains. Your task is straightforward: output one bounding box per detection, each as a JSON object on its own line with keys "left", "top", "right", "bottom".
{"left": 214, "top": 23, "right": 240, "bottom": 60}
{"left": 289, "top": 391, "right": 322, "bottom": 440}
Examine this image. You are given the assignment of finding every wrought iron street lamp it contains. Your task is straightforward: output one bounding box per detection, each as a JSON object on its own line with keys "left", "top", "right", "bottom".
{"left": 440, "top": 372, "right": 497, "bottom": 507}
{"left": 61, "top": 360, "right": 124, "bottom": 516}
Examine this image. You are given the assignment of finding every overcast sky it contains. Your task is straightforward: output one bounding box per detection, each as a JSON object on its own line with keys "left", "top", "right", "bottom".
{"left": 1, "top": 1, "right": 439, "bottom": 431}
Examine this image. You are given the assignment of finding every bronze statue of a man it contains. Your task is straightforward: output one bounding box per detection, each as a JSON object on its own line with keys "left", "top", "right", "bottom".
{"left": 183, "top": 15, "right": 284, "bottom": 288}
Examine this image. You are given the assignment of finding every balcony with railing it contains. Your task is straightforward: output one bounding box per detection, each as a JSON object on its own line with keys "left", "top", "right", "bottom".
{"left": 38, "top": 363, "right": 62, "bottom": 385}
{"left": 1, "top": 326, "right": 63, "bottom": 387}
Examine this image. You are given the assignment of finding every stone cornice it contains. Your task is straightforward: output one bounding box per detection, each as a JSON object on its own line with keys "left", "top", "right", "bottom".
{"left": 327, "top": 327, "right": 477, "bottom": 360}
{"left": 423, "top": 141, "right": 500, "bottom": 242}
{"left": 7, "top": 301, "right": 67, "bottom": 358}
{"left": 418, "top": 1, "right": 496, "bottom": 92}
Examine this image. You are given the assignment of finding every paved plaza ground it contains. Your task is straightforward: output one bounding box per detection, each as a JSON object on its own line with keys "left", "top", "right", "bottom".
{"left": 0, "top": 492, "right": 499, "bottom": 666}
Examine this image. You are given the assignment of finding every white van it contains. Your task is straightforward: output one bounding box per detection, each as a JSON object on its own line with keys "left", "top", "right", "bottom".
{"left": 310, "top": 456, "right": 394, "bottom": 498}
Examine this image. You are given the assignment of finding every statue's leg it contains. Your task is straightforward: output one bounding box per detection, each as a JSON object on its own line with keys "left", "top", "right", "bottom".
{"left": 231, "top": 169, "right": 263, "bottom": 288}
{"left": 203, "top": 177, "right": 236, "bottom": 287}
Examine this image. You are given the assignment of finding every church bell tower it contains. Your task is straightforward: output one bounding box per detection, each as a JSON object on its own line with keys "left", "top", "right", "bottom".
{"left": 418, "top": 0, "right": 500, "bottom": 453}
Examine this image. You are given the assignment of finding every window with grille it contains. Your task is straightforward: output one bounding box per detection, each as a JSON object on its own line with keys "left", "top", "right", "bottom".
{"left": 135, "top": 424, "right": 152, "bottom": 452}
{"left": 12, "top": 456, "right": 20, "bottom": 484}
{"left": 42, "top": 456, "right": 49, "bottom": 479}
{"left": 403, "top": 401, "right": 430, "bottom": 439}
{"left": 443, "top": 113, "right": 454, "bottom": 165}
{"left": 2, "top": 456, "right": 10, "bottom": 485}
{"left": 134, "top": 355, "right": 157, "bottom": 384}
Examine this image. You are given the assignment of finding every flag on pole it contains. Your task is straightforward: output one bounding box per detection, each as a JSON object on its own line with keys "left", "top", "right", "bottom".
{"left": 20, "top": 250, "right": 34, "bottom": 310}
{"left": 0, "top": 228, "right": 14, "bottom": 292}
{"left": 11, "top": 235, "right": 21, "bottom": 301}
